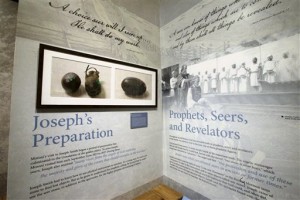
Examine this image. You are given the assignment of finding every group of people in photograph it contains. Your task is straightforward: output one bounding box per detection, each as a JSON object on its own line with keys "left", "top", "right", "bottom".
{"left": 196, "top": 52, "right": 299, "bottom": 95}
{"left": 162, "top": 50, "right": 299, "bottom": 109}
{"left": 163, "top": 64, "right": 200, "bottom": 109}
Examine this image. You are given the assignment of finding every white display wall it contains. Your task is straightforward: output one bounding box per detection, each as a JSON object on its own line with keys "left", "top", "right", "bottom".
{"left": 8, "top": 0, "right": 300, "bottom": 200}
{"left": 161, "top": 0, "right": 300, "bottom": 200}
{"left": 8, "top": 0, "right": 162, "bottom": 199}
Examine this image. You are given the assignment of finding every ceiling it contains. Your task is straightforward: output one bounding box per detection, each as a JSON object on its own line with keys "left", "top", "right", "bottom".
{"left": 160, "top": 0, "right": 201, "bottom": 26}
{"left": 112, "top": 0, "right": 201, "bottom": 27}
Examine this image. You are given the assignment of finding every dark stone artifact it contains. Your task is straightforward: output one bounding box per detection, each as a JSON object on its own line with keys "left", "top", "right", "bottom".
{"left": 61, "top": 72, "right": 81, "bottom": 93}
{"left": 85, "top": 65, "right": 101, "bottom": 97}
{"left": 121, "top": 77, "right": 146, "bottom": 96}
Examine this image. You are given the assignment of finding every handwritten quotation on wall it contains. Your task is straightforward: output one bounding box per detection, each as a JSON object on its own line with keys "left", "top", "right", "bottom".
{"left": 48, "top": 2, "right": 151, "bottom": 48}
{"left": 168, "top": 0, "right": 289, "bottom": 50}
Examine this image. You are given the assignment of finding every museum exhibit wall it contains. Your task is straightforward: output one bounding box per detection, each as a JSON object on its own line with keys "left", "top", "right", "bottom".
{"left": 7, "top": 0, "right": 300, "bottom": 200}
{"left": 7, "top": 0, "right": 162, "bottom": 199}
{"left": 161, "top": 0, "right": 300, "bottom": 200}
{"left": 0, "top": 0, "right": 18, "bottom": 197}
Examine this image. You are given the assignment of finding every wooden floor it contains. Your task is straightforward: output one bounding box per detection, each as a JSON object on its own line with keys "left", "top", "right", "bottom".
{"left": 133, "top": 184, "right": 183, "bottom": 200}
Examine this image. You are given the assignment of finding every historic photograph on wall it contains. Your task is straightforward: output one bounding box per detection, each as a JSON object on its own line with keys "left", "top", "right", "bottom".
{"left": 162, "top": 34, "right": 300, "bottom": 110}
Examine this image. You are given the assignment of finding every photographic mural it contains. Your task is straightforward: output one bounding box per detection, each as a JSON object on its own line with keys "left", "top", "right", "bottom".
{"left": 162, "top": 34, "right": 300, "bottom": 109}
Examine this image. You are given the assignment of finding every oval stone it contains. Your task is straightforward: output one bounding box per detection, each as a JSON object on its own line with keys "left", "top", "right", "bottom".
{"left": 61, "top": 72, "right": 81, "bottom": 93}
{"left": 121, "top": 77, "right": 147, "bottom": 96}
